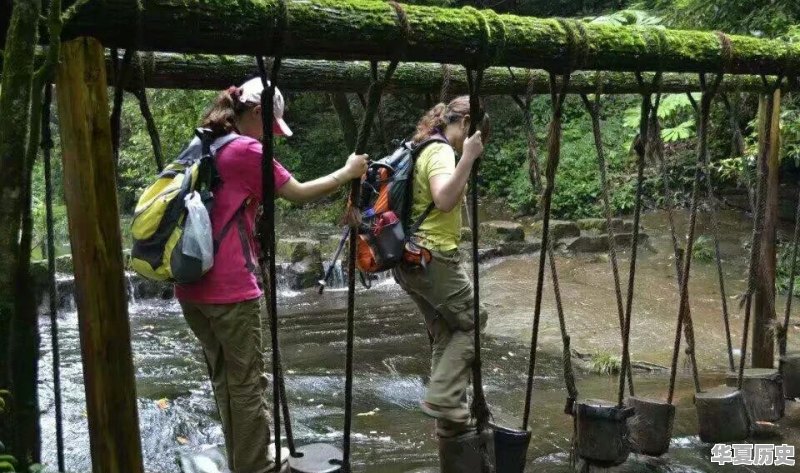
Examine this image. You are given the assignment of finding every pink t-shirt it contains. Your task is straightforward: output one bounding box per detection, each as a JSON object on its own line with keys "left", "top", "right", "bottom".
{"left": 175, "top": 136, "right": 292, "bottom": 304}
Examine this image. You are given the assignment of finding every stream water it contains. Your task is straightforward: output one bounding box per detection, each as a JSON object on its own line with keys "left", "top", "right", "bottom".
{"left": 36, "top": 210, "right": 800, "bottom": 472}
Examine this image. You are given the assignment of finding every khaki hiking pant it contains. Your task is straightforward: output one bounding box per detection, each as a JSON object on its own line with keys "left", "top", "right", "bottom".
{"left": 393, "top": 249, "right": 488, "bottom": 417}
{"left": 180, "top": 298, "right": 278, "bottom": 473}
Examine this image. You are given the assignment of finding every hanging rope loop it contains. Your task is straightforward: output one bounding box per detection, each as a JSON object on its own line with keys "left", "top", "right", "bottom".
{"left": 254, "top": 0, "right": 290, "bottom": 465}
{"left": 579, "top": 75, "right": 635, "bottom": 399}
{"left": 522, "top": 69, "right": 571, "bottom": 430}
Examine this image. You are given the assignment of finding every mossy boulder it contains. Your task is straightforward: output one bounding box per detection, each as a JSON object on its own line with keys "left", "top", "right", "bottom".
{"left": 277, "top": 238, "right": 319, "bottom": 263}
{"left": 279, "top": 238, "right": 324, "bottom": 290}
{"left": 531, "top": 220, "right": 580, "bottom": 242}
{"left": 461, "top": 226, "right": 473, "bottom": 242}
{"left": 480, "top": 220, "right": 525, "bottom": 243}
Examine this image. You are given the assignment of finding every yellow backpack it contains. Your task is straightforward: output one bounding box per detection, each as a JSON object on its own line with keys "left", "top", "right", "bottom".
{"left": 130, "top": 129, "right": 239, "bottom": 283}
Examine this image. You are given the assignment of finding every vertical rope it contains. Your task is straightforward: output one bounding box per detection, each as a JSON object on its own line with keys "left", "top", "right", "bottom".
{"left": 522, "top": 71, "right": 570, "bottom": 429}
{"left": 515, "top": 76, "right": 578, "bottom": 406}
{"left": 667, "top": 73, "right": 723, "bottom": 402}
{"left": 698, "top": 91, "right": 736, "bottom": 371}
{"left": 341, "top": 6, "right": 407, "bottom": 470}
{"left": 465, "top": 67, "right": 493, "bottom": 450}
{"left": 256, "top": 52, "right": 286, "bottom": 468}
{"left": 652, "top": 93, "right": 703, "bottom": 393}
{"left": 579, "top": 83, "right": 634, "bottom": 397}
{"left": 42, "top": 83, "right": 65, "bottom": 473}
{"left": 738, "top": 76, "right": 783, "bottom": 389}
{"left": 616, "top": 72, "right": 659, "bottom": 406}
{"left": 255, "top": 0, "right": 288, "bottom": 466}
{"left": 341, "top": 59, "right": 399, "bottom": 472}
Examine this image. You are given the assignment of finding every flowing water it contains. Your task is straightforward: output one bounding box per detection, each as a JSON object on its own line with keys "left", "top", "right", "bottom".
{"left": 37, "top": 210, "right": 800, "bottom": 472}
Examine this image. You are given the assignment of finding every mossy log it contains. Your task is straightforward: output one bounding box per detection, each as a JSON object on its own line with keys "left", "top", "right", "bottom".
{"left": 112, "top": 54, "right": 798, "bottom": 94}
{"left": 60, "top": 0, "right": 800, "bottom": 75}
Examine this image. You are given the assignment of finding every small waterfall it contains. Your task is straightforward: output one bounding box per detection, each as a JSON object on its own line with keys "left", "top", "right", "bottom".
{"left": 321, "top": 260, "right": 345, "bottom": 289}
{"left": 126, "top": 272, "right": 137, "bottom": 304}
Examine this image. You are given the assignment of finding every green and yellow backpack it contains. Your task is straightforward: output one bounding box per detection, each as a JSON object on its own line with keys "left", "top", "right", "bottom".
{"left": 130, "top": 128, "right": 239, "bottom": 283}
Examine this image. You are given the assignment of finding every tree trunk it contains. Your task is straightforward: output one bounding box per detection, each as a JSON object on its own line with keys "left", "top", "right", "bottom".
{"left": 330, "top": 93, "right": 358, "bottom": 151}
{"left": 0, "top": 0, "right": 40, "bottom": 455}
{"left": 55, "top": 37, "right": 144, "bottom": 473}
{"left": 58, "top": 0, "right": 800, "bottom": 76}
{"left": 753, "top": 89, "right": 781, "bottom": 368}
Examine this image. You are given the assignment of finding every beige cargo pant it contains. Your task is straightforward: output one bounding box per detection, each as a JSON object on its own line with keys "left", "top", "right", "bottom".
{"left": 180, "top": 298, "right": 279, "bottom": 473}
{"left": 393, "top": 249, "right": 487, "bottom": 418}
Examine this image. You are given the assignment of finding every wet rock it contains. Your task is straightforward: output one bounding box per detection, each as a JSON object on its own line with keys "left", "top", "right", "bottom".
{"left": 54, "top": 254, "right": 74, "bottom": 273}
{"left": 132, "top": 277, "right": 174, "bottom": 300}
{"left": 576, "top": 218, "right": 635, "bottom": 234}
{"left": 566, "top": 235, "right": 609, "bottom": 253}
{"left": 474, "top": 241, "right": 541, "bottom": 262}
{"left": 566, "top": 233, "right": 649, "bottom": 253}
{"left": 278, "top": 238, "right": 319, "bottom": 263}
{"left": 531, "top": 220, "right": 580, "bottom": 241}
{"left": 480, "top": 220, "right": 524, "bottom": 242}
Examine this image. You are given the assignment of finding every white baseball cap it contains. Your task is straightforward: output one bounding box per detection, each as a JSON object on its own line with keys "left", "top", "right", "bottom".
{"left": 236, "top": 77, "right": 293, "bottom": 137}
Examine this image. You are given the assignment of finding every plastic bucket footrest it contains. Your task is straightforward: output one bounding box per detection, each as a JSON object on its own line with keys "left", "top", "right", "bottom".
{"left": 289, "top": 443, "right": 343, "bottom": 473}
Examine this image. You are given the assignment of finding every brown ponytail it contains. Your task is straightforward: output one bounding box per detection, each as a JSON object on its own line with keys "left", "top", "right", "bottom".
{"left": 200, "top": 86, "right": 255, "bottom": 136}
{"left": 412, "top": 95, "right": 489, "bottom": 144}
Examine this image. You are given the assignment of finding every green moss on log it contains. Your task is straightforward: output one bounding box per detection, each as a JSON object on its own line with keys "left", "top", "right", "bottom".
{"left": 60, "top": 0, "right": 800, "bottom": 76}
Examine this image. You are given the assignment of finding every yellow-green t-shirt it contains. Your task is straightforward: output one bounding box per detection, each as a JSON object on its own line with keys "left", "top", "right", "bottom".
{"left": 410, "top": 142, "right": 462, "bottom": 252}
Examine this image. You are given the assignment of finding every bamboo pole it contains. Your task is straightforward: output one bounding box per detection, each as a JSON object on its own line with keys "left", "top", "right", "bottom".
{"left": 54, "top": 37, "right": 144, "bottom": 473}
{"left": 753, "top": 89, "right": 782, "bottom": 368}
{"left": 58, "top": 0, "right": 800, "bottom": 76}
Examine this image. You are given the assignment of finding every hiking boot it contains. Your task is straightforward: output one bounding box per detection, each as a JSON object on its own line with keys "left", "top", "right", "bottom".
{"left": 419, "top": 400, "right": 470, "bottom": 423}
{"left": 435, "top": 417, "right": 476, "bottom": 438}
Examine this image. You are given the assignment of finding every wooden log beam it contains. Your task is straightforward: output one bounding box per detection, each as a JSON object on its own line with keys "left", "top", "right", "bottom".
{"left": 61, "top": 0, "right": 800, "bottom": 76}
{"left": 4, "top": 52, "right": 799, "bottom": 93}
{"left": 112, "top": 54, "right": 796, "bottom": 94}
{"left": 55, "top": 37, "right": 144, "bottom": 473}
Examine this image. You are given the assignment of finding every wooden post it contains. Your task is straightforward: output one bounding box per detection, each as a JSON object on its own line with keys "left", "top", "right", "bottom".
{"left": 753, "top": 89, "right": 781, "bottom": 368}
{"left": 54, "top": 37, "right": 144, "bottom": 473}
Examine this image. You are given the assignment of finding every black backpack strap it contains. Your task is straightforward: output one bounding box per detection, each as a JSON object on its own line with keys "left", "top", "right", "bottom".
{"left": 409, "top": 202, "right": 435, "bottom": 236}
{"left": 403, "top": 135, "right": 449, "bottom": 235}
{"left": 213, "top": 199, "right": 248, "bottom": 254}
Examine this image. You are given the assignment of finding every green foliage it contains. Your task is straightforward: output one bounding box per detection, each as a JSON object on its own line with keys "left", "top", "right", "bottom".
{"left": 639, "top": 0, "right": 800, "bottom": 37}
{"left": 691, "top": 235, "right": 714, "bottom": 262}
{"left": 589, "top": 9, "right": 662, "bottom": 26}
{"left": 589, "top": 352, "right": 621, "bottom": 375}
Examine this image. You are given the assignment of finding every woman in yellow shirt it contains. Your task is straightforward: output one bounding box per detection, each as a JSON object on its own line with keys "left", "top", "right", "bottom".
{"left": 393, "top": 96, "right": 489, "bottom": 437}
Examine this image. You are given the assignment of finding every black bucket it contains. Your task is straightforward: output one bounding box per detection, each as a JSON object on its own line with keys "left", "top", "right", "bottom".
{"left": 438, "top": 429, "right": 495, "bottom": 473}
{"left": 625, "top": 397, "right": 675, "bottom": 457}
{"left": 725, "top": 368, "right": 785, "bottom": 422}
{"left": 491, "top": 424, "right": 531, "bottom": 473}
{"left": 574, "top": 399, "right": 634, "bottom": 467}
{"left": 780, "top": 353, "right": 800, "bottom": 399}
{"left": 694, "top": 385, "right": 751, "bottom": 443}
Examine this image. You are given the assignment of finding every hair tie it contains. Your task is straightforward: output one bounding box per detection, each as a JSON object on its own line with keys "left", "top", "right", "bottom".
{"left": 226, "top": 86, "right": 242, "bottom": 99}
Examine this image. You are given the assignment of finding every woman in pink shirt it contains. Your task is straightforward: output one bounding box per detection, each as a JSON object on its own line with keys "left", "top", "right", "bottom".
{"left": 176, "top": 78, "right": 367, "bottom": 473}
